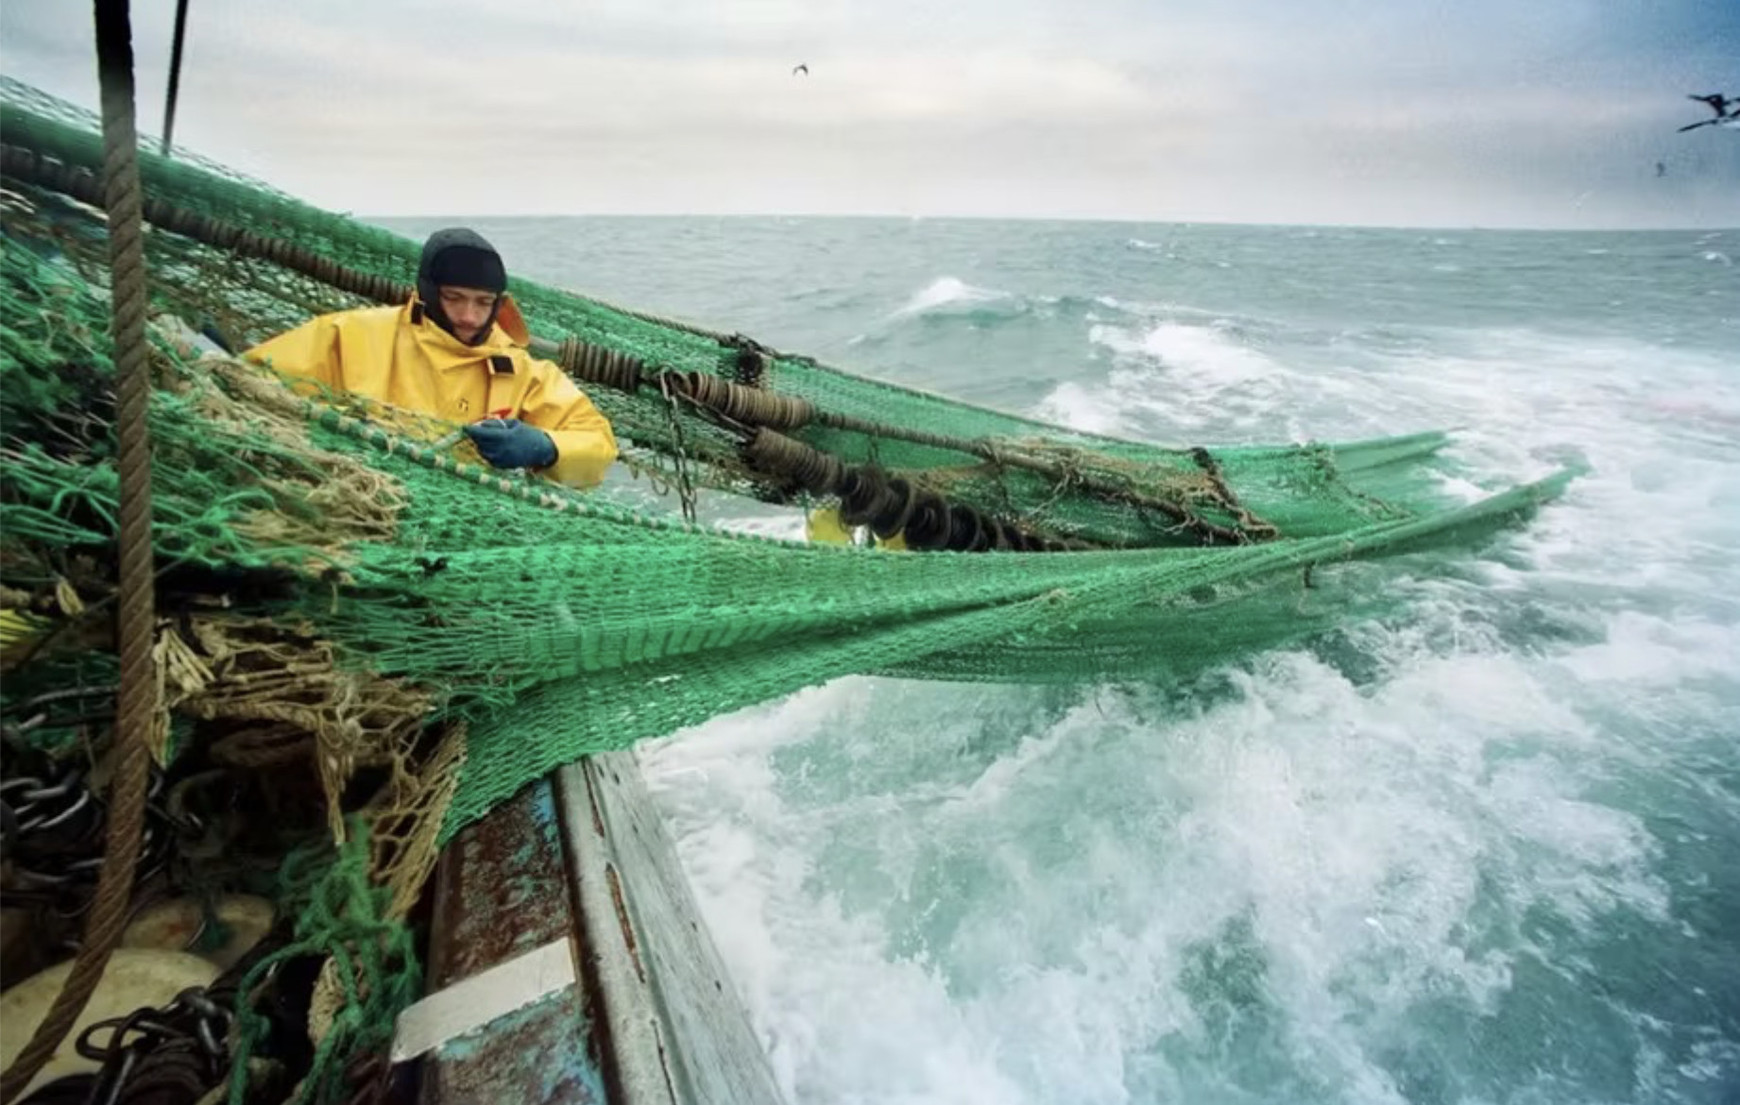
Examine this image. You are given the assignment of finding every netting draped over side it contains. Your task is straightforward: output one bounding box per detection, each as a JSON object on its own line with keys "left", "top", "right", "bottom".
{"left": 0, "top": 78, "right": 1574, "bottom": 847}
{"left": 1, "top": 81, "right": 1464, "bottom": 550}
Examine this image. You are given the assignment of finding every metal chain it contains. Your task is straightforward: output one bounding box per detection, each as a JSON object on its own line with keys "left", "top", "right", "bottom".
{"left": 656, "top": 372, "right": 700, "bottom": 525}
{"left": 74, "top": 986, "right": 232, "bottom": 1105}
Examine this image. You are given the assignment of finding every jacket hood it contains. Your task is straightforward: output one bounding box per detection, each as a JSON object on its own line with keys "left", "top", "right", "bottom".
{"left": 416, "top": 228, "right": 516, "bottom": 346}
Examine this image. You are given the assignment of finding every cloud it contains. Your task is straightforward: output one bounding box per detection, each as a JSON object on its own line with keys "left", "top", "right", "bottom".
{"left": 2, "top": 0, "right": 1736, "bottom": 227}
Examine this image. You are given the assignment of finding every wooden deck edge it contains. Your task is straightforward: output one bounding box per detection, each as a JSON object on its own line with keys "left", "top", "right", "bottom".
{"left": 414, "top": 753, "right": 783, "bottom": 1104}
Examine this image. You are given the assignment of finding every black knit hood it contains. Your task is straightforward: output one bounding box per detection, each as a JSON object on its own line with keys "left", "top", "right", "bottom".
{"left": 416, "top": 227, "right": 508, "bottom": 345}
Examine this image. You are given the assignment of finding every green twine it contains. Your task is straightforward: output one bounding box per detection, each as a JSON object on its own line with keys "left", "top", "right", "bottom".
{"left": 227, "top": 820, "right": 421, "bottom": 1105}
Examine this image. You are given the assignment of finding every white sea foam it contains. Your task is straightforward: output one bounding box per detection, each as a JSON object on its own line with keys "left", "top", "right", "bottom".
{"left": 717, "top": 512, "right": 808, "bottom": 542}
{"left": 636, "top": 230, "right": 1740, "bottom": 1104}
{"left": 1038, "top": 317, "right": 1353, "bottom": 440}
{"left": 645, "top": 618, "right": 1696, "bottom": 1102}
{"left": 892, "top": 276, "right": 1014, "bottom": 317}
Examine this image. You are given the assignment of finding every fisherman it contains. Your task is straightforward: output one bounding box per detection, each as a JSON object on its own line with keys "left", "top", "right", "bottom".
{"left": 246, "top": 228, "right": 617, "bottom": 487}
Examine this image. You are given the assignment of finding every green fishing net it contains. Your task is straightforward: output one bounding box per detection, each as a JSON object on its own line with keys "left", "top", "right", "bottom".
{"left": 0, "top": 77, "right": 1573, "bottom": 845}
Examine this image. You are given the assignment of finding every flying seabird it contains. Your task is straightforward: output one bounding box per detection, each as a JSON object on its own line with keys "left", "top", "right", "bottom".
{"left": 1679, "top": 92, "right": 1740, "bottom": 132}
{"left": 792, "top": 63, "right": 809, "bottom": 76}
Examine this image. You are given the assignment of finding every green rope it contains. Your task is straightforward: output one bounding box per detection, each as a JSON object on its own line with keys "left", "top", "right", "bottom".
{"left": 227, "top": 824, "right": 420, "bottom": 1105}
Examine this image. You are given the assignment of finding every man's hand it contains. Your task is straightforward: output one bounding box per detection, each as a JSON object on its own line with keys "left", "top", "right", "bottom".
{"left": 464, "top": 418, "right": 558, "bottom": 470}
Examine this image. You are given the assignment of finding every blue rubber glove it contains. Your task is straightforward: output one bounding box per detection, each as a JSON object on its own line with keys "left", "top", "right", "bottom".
{"left": 464, "top": 418, "right": 558, "bottom": 470}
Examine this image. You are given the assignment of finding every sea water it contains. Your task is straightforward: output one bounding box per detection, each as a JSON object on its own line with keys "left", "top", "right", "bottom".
{"left": 389, "top": 217, "right": 1740, "bottom": 1104}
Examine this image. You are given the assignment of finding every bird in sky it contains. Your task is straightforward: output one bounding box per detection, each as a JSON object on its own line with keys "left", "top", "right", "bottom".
{"left": 792, "top": 63, "right": 809, "bottom": 76}
{"left": 1688, "top": 93, "right": 1734, "bottom": 116}
{"left": 1679, "top": 92, "right": 1739, "bottom": 132}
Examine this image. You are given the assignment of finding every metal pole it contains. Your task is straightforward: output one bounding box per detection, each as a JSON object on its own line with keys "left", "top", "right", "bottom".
{"left": 160, "top": 0, "right": 191, "bottom": 155}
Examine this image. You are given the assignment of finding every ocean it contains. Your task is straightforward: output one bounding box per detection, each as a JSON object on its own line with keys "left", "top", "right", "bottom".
{"left": 389, "top": 216, "right": 1740, "bottom": 1105}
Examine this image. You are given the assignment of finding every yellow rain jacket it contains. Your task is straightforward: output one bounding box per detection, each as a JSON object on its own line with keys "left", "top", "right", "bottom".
{"left": 245, "top": 297, "right": 618, "bottom": 488}
{"left": 804, "top": 507, "right": 908, "bottom": 551}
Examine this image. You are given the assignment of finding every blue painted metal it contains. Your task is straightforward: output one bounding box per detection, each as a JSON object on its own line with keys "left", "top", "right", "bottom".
{"left": 418, "top": 778, "right": 606, "bottom": 1104}
{"left": 425, "top": 988, "right": 608, "bottom": 1104}
{"left": 416, "top": 755, "right": 785, "bottom": 1104}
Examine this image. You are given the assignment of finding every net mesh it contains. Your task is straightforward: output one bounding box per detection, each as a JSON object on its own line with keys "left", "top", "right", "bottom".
{"left": 0, "top": 78, "right": 1574, "bottom": 848}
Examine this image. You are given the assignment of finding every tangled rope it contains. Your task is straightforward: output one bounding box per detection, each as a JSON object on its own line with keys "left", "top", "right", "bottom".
{"left": 1190, "top": 447, "right": 1279, "bottom": 541}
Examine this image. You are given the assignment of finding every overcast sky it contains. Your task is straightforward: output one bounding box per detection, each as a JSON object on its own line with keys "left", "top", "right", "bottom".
{"left": 3, "top": 1, "right": 1736, "bottom": 228}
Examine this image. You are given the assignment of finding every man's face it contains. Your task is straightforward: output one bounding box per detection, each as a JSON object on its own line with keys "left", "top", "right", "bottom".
{"left": 437, "top": 285, "right": 498, "bottom": 343}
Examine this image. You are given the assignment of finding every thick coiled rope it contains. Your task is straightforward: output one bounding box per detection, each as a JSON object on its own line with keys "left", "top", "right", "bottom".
{"left": 665, "top": 371, "right": 816, "bottom": 430}
{"left": 741, "top": 423, "right": 848, "bottom": 492}
{"left": 0, "top": 5, "right": 159, "bottom": 1100}
{"left": 555, "top": 336, "right": 646, "bottom": 393}
{"left": 742, "top": 428, "right": 1095, "bottom": 553}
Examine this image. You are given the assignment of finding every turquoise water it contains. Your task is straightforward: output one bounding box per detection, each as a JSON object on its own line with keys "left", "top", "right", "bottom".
{"left": 395, "top": 217, "right": 1740, "bottom": 1104}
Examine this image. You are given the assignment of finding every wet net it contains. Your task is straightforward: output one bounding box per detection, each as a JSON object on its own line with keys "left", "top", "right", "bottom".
{"left": 0, "top": 76, "right": 1574, "bottom": 850}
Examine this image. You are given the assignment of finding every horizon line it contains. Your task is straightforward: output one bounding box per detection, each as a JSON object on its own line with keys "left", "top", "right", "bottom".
{"left": 362, "top": 211, "right": 1740, "bottom": 234}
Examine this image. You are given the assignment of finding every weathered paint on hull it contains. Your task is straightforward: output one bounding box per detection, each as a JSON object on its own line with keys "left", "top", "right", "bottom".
{"left": 416, "top": 750, "right": 783, "bottom": 1104}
